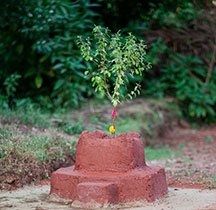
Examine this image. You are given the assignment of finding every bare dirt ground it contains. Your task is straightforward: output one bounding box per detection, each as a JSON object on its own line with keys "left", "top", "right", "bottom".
{"left": 0, "top": 181, "right": 216, "bottom": 210}
{"left": 155, "top": 126, "right": 216, "bottom": 189}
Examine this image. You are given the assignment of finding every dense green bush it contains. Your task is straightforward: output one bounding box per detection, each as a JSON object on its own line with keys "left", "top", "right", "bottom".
{"left": 145, "top": 49, "right": 216, "bottom": 122}
{"left": 141, "top": 1, "right": 216, "bottom": 122}
{"left": 0, "top": 0, "right": 97, "bottom": 108}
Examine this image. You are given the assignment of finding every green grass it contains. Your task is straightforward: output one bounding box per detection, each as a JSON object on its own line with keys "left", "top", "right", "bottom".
{"left": 115, "top": 100, "right": 180, "bottom": 138}
{"left": 58, "top": 120, "right": 85, "bottom": 135}
{"left": 0, "top": 103, "right": 83, "bottom": 162}
{"left": 0, "top": 104, "right": 52, "bottom": 127}
{"left": 0, "top": 125, "right": 78, "bottom": 189}
{"left": 0, "top": 98, "right": 181, "bottom": 139}
{"left": 211, "top": 175, "right": 216, "bottom": 182}
{"left": 0, "top": 125, "right": 77, "bottom": 161}
{"left": 0, "top": 104, "right": 85, "bottom": 135}
{"left": 114, "top": 112, "right": 163, "bottom": 138}
{"left": 117, "top": 117, "right": 141, "bottom": 134}
{"left": 145, "top": 146, "right": 177, "bottom": 161}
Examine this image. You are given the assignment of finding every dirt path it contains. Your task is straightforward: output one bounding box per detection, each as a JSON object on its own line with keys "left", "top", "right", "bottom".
{"left": 0, "top": 184, "right": 216, "bottom": 210}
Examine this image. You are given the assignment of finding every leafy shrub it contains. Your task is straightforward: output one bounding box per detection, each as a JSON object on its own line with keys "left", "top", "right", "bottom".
{"left": 140, "top": 3, "right": 216, "bottom": 123}
{"left": 3, "top": 73, "right": 21, "bottom": 98}
{"left": 144, "top": 41, "right": 216, "bottom": 122}
{"left": 78, "top": 26, "right": 151, "bottom": 106}
{"left": 78, "top": 26, "right": 151, "bottom": 134}
{"left": 0, "top": 0, "right": 97, "bottom": 108}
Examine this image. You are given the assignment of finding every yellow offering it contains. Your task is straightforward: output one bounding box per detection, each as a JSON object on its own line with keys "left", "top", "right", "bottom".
{"left": 109, "top": 125, "right": 115, "bottom": 135}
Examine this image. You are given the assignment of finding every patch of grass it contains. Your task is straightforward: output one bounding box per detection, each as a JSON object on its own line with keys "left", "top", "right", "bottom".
{"left": 0, "top": 104, "right": 85, "bottom": 135}
{"left": 0, "top": 127, "right": 14, "bottom": 158}
{"left": 0, "top": 104, "right": 52, "bottom": 128}
{"left": 117, "top": 117, "right": 141, "bottom": 134}
{"left": 114, "top": 100, "right": 181, "bottom": 146}
{"left": 0, "top": 126, "right": 12, "bottom": 139}
{"left": 0, "top": 98, "right": 182, "bottom": 140}
{"left": 116, "top": 112, "right": 162, "bottom": 137}
{"left": 145, "top": 146, "right": 177, "bottom": 161}
{"left": 58, "top": 120, "right": 85, "bottom": 135}
{"left": 90, "top": 116, "right": 100, "bottom": 123}
{"left": 0, "top": 124, "right": 77, "bottom": 190}
{"left": 210, "top": 175, "right": 216, "bottom": 182}
{"left": 0, "top": 125, "right": 77, "bottom": 161}
{"left": 177, "top": 143, "right": 185, "bottom": 150}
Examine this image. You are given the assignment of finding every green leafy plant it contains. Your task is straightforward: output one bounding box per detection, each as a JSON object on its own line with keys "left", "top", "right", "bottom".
{"left": 77, "top": 26, "right": 151, "bottom": 134}
{"left": 144, "top": 44, "right": 216, "bottom": 122}
{"left": 0, "top": 0, "right": 97, "bottom": 108}
{"left": 3, "top": 73, "right": 21, "bottom": 97}
{"left": 2, "top": 73, "right": 21, "bottom": 108}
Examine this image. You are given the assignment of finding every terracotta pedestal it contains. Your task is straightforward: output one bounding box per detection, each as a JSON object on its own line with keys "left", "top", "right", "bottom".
{"left": 50, "top": 130, "right": 168, "bottom": 207}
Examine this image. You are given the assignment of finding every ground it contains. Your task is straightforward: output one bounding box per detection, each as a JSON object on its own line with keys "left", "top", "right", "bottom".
{"left": 152, "top": 126, "right": 216, "bottom": 189}
{"left": 1, "top": 99, "right": 216, "bottom": 209}
{"left": 1, "top": 185, "right": 216, "bottom": 210}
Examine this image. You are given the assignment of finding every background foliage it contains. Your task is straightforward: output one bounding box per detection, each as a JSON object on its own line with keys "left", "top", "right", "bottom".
{"left": 0, "top": 0, "right": 96, "bottom": 108}
{"left": 0, "top": 0, "right": 215, "bottom": 122}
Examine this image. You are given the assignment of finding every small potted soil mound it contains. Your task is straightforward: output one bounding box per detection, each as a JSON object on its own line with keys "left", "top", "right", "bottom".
{"left": 50, "top": 130, "right": 167, "bottom": 207}
{"left": 50, "top": 26, "right": 168, "bottom": 208}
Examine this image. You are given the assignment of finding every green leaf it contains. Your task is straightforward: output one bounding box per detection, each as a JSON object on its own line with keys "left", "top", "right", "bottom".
{"left": 35, "top": 75, "right": 43, "bottom": 89}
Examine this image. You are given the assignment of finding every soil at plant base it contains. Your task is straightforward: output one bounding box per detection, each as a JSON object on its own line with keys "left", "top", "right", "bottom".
{"left": 0, "top": 185, "right": 216, "bottom": 210}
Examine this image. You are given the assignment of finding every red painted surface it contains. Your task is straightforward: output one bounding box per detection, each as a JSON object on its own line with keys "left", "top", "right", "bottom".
{"left": 77, "top": 182, "right": 118, "bottom": 204}
{"left": 75, "top": 130, "right": 145, "bottom": 172}
{"left": 50, "top": 130, "right": 168, "bottom": 206}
